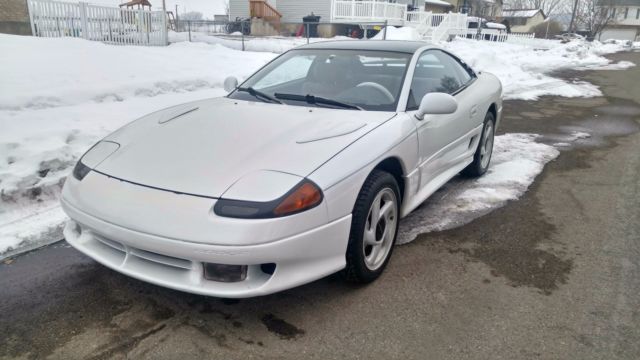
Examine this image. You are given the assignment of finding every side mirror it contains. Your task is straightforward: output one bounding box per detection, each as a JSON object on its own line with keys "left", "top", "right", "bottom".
{"left": 223, "top": 76, "right": 239, "bottom": 92}
{"left": 415, "top": 92, "right": 458, "bottom": 120}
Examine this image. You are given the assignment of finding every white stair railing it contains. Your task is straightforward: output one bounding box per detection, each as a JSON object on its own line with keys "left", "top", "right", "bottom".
{"left": 405, "top": 12, "right": 468, "bottom": 42}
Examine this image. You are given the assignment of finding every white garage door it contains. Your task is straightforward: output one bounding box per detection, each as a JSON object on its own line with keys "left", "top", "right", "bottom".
{"left": 599, "top": 28, "right": 637, "bottom": 41}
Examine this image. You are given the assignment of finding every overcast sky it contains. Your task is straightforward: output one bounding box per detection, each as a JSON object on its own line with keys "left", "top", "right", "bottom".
{"left": 83, "top": 0, "right": 227, "bottom": 18}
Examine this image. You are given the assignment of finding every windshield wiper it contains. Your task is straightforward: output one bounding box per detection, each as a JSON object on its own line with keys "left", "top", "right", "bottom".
{"left": 237, "top": 87, "right": 282, "bottom": 104}
{"left": 274, "top": 93, "right": 362, "bottom": 110}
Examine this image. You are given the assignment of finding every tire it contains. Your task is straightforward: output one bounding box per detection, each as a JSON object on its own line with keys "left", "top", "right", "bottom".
{"left": 343, "top": 170, "right": 400, "bottom": 284}
{"left": 461, "top": 111, "right": 495, "bottom": 178}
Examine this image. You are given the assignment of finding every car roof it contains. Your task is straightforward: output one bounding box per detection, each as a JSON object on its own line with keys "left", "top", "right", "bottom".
{"left": 294, "top": 40, "right": 435, "bottom": 54}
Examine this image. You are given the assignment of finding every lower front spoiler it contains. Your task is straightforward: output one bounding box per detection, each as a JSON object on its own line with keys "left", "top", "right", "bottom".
{"left": 62, "top": 201, "right": 352, "bottom": 298}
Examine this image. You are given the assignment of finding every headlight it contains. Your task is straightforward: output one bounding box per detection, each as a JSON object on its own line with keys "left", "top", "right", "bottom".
{"left": 214, "top": 180, "right": 323, "bottom": 219}
{"left": 72, "top": 160, "right": 91, "bottom": 181}
{"left": 71, "top": 141, "right": 120, "bottom": 181}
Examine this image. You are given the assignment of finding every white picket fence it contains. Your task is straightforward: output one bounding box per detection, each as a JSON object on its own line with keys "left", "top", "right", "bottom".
{"left": 462, "top": 29, "right": 554, "bottom": 48}
{"left": 27, "top": 0, "right": 167, "bottom": 46}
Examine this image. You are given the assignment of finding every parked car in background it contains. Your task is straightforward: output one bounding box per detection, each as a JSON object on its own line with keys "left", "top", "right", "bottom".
{"left": 61, "top": 41, "right": 503, "bottom": 298}
{"left": 555, "top": 33, "right": 585, "bottom": 43}
{"left": 466, "top": 16, "right": 507, "bottom": 40}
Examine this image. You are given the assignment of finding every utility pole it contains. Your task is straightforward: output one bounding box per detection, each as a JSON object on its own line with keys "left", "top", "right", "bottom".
{"left": 568, "top": 0, "right": 579, "bottom": 32}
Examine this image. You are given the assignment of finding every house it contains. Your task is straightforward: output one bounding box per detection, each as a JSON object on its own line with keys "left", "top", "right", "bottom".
{"left": 597, "top": 0, "right": 640, "bottom": 41}
{"left": 229, "top": 0, "right": 413, "bottom": 37}
{"left": 500, "top": 8, "right": 546, "bottom": 33}
{"left": 0, "top": 0, "right": 32, "bottom": 35}
{"left": 228, "top": 0, "right": 469, "bottom": 40}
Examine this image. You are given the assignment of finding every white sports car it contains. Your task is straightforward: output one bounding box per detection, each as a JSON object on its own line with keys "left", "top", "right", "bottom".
{"left": 62, "top": 41, "right": 502, "bottom": 298}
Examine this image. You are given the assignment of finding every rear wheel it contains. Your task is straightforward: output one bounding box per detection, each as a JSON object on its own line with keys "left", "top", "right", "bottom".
{"left": 343, "top": 170, "right": 400, "bottom": 283}
{"left": 462, "top": 111, "right": 495, "bottom": 177}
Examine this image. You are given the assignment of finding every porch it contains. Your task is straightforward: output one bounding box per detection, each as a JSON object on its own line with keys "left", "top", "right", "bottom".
{"left": 331, "top": 0, "right": 407, "bottom": 26}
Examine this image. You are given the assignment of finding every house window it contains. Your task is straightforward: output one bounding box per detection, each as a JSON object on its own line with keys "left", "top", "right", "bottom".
{"left": 611, "top": 8, "right": 616, "bottom": 18}
{"left": 636, "top": 8, "right": 639, "bottom": 19}
{"left": 624, "top": 7, "right": 628, "bottom": 19}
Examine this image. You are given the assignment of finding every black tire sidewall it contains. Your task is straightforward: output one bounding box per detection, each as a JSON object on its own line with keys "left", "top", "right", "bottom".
{"left": 463, "top": 112, "right": 496, "bottom": 177}
{"left": 344, "top": 170, "right": 401, "bottom": 283}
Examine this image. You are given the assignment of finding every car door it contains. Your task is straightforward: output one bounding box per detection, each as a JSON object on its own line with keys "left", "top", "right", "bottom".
{"left": 406, "top": 49, "right": 481, "bottom": 190}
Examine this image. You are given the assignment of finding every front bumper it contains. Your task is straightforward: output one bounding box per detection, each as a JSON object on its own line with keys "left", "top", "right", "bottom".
{"left": 60, "top": 172, "right": 352, "bottom": 298}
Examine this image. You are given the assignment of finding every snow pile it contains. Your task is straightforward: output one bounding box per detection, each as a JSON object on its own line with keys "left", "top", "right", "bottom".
{"left": 397, "top": 134, "right": 559, "bottom": 244}
{"left": 372, "top": 26, "right": 422, "bottom": 41}
{"left": 0, "top": 90, "right": 226, "bottom": 258}
{"left": 443, "top": 38, "right": 633, "bottom": 100}
{"left": 0, "top": 35, "right": 275, "bottom": 110}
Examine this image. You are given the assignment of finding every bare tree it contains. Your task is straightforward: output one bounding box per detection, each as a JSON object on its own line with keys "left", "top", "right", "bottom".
{"left": 574, "top": 0, "right": 617, "bottom": 38}
{"left": 181, "top": 11, "right": 204, "bottom": 21}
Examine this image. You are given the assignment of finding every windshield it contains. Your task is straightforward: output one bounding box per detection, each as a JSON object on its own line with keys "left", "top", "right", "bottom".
{"left": 228, "top": 49, "right": 412, "bottom": 111}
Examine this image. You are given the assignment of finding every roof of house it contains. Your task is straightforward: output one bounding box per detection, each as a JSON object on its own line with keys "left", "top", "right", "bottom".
{"left": 119, "top": 0, "right": 152, "bottom": 7}
{"left": 502, "top": 9, "right": 545, "bottom": 18}
{"left": 296, "top": 40, "right": 432, "bottom": 54}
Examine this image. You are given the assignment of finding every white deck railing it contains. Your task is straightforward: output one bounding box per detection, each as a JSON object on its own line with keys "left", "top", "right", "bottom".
{"left": 332, "top": 0, "right": 407, "bottom": 23}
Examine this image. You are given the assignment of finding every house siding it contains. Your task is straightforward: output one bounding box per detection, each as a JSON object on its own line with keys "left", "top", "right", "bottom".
{"left": 229, "top": 0, "right": 250, "bottom": 20}
{"left": 276, "top": 0, "right": 331, "bottom": 23}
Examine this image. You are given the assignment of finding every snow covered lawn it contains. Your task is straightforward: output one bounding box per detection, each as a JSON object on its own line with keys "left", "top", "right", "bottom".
{"left": 0, "top": 33, "right": 634, "bottom": 258}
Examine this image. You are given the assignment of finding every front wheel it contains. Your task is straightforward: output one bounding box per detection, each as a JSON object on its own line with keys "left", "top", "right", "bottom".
{"left": 462, "top": 111, "right": 495, "bottom": 177}
{"left": 343, "top": 170, "right": 400, "bottom": 283}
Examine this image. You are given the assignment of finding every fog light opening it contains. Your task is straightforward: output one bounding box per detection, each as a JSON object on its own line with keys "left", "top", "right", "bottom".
{"left": 203, "top": 263, "right": 248, "bottom": 283}
{"left": 260, "top": 263, "right": 276, "bottom": 275}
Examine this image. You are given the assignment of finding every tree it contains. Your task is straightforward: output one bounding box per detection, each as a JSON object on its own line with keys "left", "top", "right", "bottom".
{"left": 181, "top": 11, "right": 204, "bottom": 21}
{"left": 574, "top": 0, "right": 617, "bottom": 38}
{"left": 532, "top": 19, "right": 564, "bottom": 38}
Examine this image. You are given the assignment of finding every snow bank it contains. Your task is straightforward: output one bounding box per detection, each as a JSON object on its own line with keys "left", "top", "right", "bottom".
{"left": 442, "top": 38, "right": 632, "bottom": 100}
{"left": 0, "top": 89, "right": 225, "bottom": 258}
{"left": 0, "top": 34, "right": 275, "bottom": 110}
{"left": 372, "top": 26, "right": 422, "bottom": 41}
{"left": 397, "top": 134, "right": 559, "bottom": 244}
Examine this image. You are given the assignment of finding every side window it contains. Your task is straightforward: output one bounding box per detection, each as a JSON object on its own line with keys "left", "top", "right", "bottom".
{"left": 407, "top": 50, "right": 473, "bottom": 110}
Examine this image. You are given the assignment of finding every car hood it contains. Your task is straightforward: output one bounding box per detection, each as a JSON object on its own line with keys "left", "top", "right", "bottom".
{"left": 96, "top": 97, "right": 394, "bottom": 198}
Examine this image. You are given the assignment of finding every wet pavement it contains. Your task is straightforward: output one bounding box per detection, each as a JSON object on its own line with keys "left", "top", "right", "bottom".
{"left": 1, "top": 51, "right": 640, "bottom": 360}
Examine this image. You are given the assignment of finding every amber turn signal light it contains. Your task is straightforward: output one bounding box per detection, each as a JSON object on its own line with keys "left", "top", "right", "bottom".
{"left": 274, "top": 181, "right": 323, "bottom": 216}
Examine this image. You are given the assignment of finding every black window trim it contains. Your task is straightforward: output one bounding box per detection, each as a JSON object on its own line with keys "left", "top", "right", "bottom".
{"left": 406, "top": 49, "right": 477, "bottom": 111}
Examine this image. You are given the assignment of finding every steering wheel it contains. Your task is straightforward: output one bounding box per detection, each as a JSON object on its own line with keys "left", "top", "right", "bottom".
{"left": 355, "top": 82, "right": 395, "bottom": 103}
